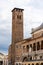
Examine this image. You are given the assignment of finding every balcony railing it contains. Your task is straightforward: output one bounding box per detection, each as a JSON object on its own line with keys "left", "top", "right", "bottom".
{"left": 22, "top": 52, "right": 28, "bottom": 56}
{"left": 22, "top": 50, "right": 43, "bottom": 57}
{"left": 22, "top": 59, "right": 43, "bottom": 62}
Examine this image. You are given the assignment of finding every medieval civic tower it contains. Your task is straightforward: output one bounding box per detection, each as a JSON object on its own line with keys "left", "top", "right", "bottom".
{"left": 9, "top": 8, "right": 24, "bottom": 65}
{"left": 12, "top": 8, "right": 24, "bottom": 43}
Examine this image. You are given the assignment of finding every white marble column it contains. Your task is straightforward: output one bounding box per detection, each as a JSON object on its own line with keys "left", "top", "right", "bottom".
{"left": 3, "top": 60, "right": 4, "bottom": 65}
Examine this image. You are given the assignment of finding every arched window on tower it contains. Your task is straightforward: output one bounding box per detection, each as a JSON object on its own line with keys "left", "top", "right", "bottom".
{"left": 17, "top": 15, "right": 21, "bottom": 19}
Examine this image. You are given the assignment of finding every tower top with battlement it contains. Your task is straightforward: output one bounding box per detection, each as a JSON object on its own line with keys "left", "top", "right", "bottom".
{"left": 12, "top": 7, "right": 24, "bottom": 12}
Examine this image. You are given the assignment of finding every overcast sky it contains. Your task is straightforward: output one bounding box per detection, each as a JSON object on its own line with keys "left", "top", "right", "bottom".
{"left": 0, "top": 0, "right": 43, "bottom": 54}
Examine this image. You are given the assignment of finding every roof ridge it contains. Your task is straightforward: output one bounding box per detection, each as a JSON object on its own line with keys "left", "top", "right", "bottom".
{"left": 31, "top": 23, "right": 43, "bottom": 33}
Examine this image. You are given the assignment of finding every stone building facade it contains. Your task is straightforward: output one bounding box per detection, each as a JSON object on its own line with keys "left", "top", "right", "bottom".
{"left": 0, "top": 53, "right": 8, "bottom": 65}
{"left": 8, "top": 8, "right": 43, "bottom": 65}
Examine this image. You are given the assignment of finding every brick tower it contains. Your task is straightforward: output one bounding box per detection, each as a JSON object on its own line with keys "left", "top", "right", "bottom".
{"left": 11, "top": 8, "right": 24, "bottom": 65}
{"left": 12, "top": 8, "right": 24, "bottom": 43}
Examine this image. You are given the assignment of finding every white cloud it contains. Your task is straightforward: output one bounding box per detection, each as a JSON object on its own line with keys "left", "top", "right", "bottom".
{"left": 8, "top": 0, "right": 31, "bottom": 4}
{"left": 0, "top": 50, "right": 8, "bottom": 55}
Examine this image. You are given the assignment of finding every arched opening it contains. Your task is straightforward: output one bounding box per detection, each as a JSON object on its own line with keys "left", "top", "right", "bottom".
{"left": 28, "top": 64, "right": 30, "bottom": 65}
{"left": 30, "top": 56, "right": 32, "bottom": 60}
{"left": 37, "top": 42, "right": 40, "bottom": 50}
{"left": 0, "top": 61, "right": 3, "bottom": 65}
{"left": 33, "top": 43, "right": 36, "bottom": 51}
{"left": 32, "top": 63, "right": 34, "bottom": 65}
{"left": 22, "top": 57, "right": 28, "bottom": 62}
{"left": 41, "top": 63, "right": 43, "bottom": 65}
{"left": 41, "top": 40, "right": 43, "bottom": 49}
{"left": 36, "top": 63, "right": 39, "bottom": 65}
{"left": 40, "top": 56, "right": 42, "bottom": 59}
{"left": 26, "top": 45, "right": 29, "bottom": 52}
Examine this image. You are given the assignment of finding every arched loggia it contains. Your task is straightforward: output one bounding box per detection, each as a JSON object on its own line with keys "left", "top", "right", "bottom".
{"left": 36, "top": 63, "right": 39, "bottom": 65}
{"left": 40, "top": 63, "right": 43, "bottom": 65}
{"left": 22, "top": 57, "right": 28, "bottom": 62}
